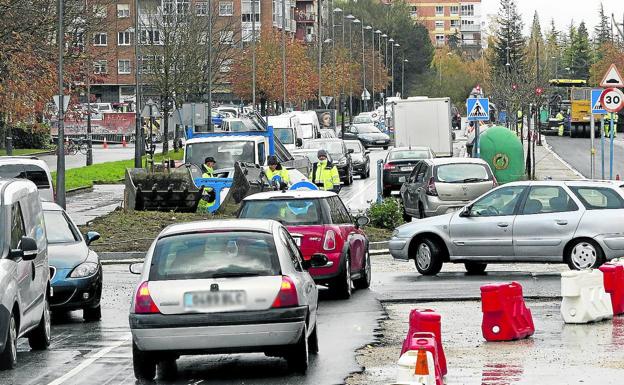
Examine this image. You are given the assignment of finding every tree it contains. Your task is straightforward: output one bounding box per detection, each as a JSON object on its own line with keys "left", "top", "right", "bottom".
{"left": 490, "top": 0, "right": 526, "bottom": 75}
{"left": 544, "top": 19, "right": 560, "bottom": 79}
{"left": 594, "top": 3, "right": 612, "bottom": 47}
{"left": 526, "top": 11, "right": 546, "bottom": 84}
{"left": 565, "top": 22, "right": 592, "bottom": 80}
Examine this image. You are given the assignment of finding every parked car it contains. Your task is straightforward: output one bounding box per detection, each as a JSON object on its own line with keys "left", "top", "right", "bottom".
{"left": 382, "top": 147, "right": 434, "bottom": 197}
{"left": 400, "top": 158, "right": 496, "bottom": 220}
{"left": 301, "top": 139, "right": 353, "bottom": 186}
{"left": 238, "top": 190, "right": 371, "bottom": 298}
{"left": 342, "top": 117, "right": 391, "bottom": 149}
{"left": 345, "top": 140, "right": 370, "bottom": 179}
{"left": 42, "top": 202, "right": 103, "bottom": 321}
{"left": 0, "top": 179, "right": 50, "bottom": 369}
{"left": 129, "top": 219, "right": 322, "bottom": 380}
{"left": 0, "top": 157, "right": 54, "bottom": 201}
{"left": 390, "top": 180, "right": 624, "bottom": 276}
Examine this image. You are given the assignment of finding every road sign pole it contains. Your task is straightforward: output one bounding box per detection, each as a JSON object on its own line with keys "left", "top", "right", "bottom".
{"left": 590, "top": 114, "right": 595, "bottom": 179}
{"left": 610, "top": 117, "right": 615, "bottom": 180}
{"left": 602, "top": 116, "right": 605, "bottom": 180}
{"left": 475, "top": 121, "right": 480, "bottom": 158}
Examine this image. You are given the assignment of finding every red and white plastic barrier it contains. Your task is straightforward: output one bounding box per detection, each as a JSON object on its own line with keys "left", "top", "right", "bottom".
{"left": 395, "top": 332, "right": 443, "bottom": 385}
{"left": 561, "top": 269, "right": 613, "bottom": 323}
{"left": 480, "top": 282, "right": 535, "bottom": 341}
{"left": 400, "top": 309, "right": 447, "bottom": 376}
{"left": 599, "top": 263, "right": 624, "bottom": 315}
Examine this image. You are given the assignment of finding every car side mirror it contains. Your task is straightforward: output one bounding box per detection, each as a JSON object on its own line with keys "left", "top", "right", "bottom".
{"left": 459, "top": 206, "right": 472, "bottom": 217}
{"left": 365, "top": 150, "right": 371, "bottom": 155}
{"left": 296, "top": 138, "right": 303, "bottom": 147}
{"left": 85, "top": 231, "right": 101, "bottom": 246}
{"left": 348, "top": 148, "right": 355, "bottom": 154}
{"left": 355, "top": 216, "right": 370, "bottom": 228}
{"left": 129, "top": 263, "right": 144, "bottom": 275}
{"left": 302, "top": 253, "right": 329, "bottom": 270}
{"left": 10, "top": 236, "right": 38, "bottom": 261}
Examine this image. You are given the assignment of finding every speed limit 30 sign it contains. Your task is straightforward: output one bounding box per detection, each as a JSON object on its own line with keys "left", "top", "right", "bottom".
{"left": 600, "top": 87, "right": 624, "bottom": 113}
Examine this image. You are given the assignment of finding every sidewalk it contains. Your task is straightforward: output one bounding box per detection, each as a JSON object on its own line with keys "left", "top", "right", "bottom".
{"left": 67, "top": 184, "right": 124, "bottom": 226}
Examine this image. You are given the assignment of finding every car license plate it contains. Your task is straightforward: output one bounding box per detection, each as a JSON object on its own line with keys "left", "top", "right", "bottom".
{"left": 184, "top": 291, "right": 246, "bottom": 311}
{"left": 376, "top": 140, "right": 385, "bottom": 144}
{"left": 399, "top": 176, "right": 406, "bottom": 182}
{"left": 293, "top": 237, "right": 301, "bottom": 246}
{"left": 401, "top": 167, "right": 413, "bottom": 171}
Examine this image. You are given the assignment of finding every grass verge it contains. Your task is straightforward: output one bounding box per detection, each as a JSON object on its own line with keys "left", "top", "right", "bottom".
{"left": 0, "top": 148, "right": 52, "bottom": 156}
{"left": 53, "top": 151, "right": 184, "bottom": 191}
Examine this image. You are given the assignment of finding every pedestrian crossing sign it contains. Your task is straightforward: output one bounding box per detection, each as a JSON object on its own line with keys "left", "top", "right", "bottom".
{"left": 591, "top": 89, "right": 607, "bottom": 114}
{"left": 467, "top": 98, "right": 489, "bottom": 121}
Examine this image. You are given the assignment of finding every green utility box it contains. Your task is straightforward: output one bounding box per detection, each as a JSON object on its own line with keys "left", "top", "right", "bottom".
{"left": 478, "top": 126, "right": 525, "bottom": 183}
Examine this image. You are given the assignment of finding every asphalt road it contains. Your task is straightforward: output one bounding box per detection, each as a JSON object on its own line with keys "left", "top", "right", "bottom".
{"left": 546, "top": 135, "right": 624, "bottom": 180}
{"left": 339, "top": 149, "right": 388, "bottom": 212}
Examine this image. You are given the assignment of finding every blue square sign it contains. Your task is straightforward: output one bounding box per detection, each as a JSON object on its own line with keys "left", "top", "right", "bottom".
{"left": 591, "top": 89, "right": 607, "bottom": 114}
{"left": 467, "top": 98, "right": 489, "bottom": 121}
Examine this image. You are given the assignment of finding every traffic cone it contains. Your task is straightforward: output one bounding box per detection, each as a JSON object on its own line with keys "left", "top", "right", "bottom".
{"left": 103, "top": 137, "right": 108, "bottom": 149}
{"left": 122, "top": 135, "right": 127, "bottom": 148}
{"left": 414, "top": 350, "right": 429, "bottom": 376}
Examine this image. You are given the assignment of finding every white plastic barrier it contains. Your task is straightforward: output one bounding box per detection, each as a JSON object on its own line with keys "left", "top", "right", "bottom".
{"left": 394, "top": 350, "right": 438, "bottom": 385}
{"left": 560, "top": 269, "right": 613, "bottom": 324}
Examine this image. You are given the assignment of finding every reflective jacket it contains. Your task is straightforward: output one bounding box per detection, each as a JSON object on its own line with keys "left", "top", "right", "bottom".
{"left": 310, "top": 161, "right": 340, "bottom": 192}
{"left": 265, "top": 165, "right": 290, "bottom": 185}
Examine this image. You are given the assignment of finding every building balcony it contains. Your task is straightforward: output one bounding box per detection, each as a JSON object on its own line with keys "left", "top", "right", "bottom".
{"left": 460, "top": 24, "right": 481, "bottom": 32}
{"left": 295, "top": 12, "right": 316, "bottom": 23}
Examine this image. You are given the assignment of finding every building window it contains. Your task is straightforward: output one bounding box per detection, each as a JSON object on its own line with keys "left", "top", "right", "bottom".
{"left": 450, "top": 5, "right": 459, "bottom": 15}
{"left": 219, "top": 30, "right": 234, "bottom": 45}
{"left": 118, "top": 31, "right": 131, "bottom": 46}
{"left": 118, "top": 60, "right": 131, "bottom": 74}
{"left": 117, "top": 4, "right": 130, "bottom": 18}
{"left": 220, "top": 59, "right": 233, "bottom": 73}
{"left": 93, "top": 33, "right": 107, "bottom": 46}
{"left": 435, "top": 6, "right": 443, "bottom": 15}
{"left": 461, "top": 19, "right": 475, "bottom": 25}
{"left": 93, "top": 5, "right": 107, "bottom": 18}
{"left": 139, "top": 55, "right": 163, "bottom": 74}
{"left": 219, "top": 1, "right": 234, "bottom": 16}
{"left": 242, "top": 13, "right": 260, "bottom": 22}
{"left": 450, "top": 19, "right": 460, "bottom": 28}
{"left": 140, "top": 30, "right": 161, "bottom": 45}
{"left": 93, "top": 60, "right": 108, "bottom": 74}
{"left": 409, "top": 6, "right": 417, "bottom": 17}
{"left": 461, "top": 4, "right": 474, "bottom": 16}
{"left": 196, "top": 1, "right": 208, "bottom": 15}
{"left": 435, "top": 20, "right": 444, "bottom": 30}
{"left": 177, "top": 0, "right": 190, "bottom": 14}
{"left": 435, "top": 34, "right": 445, "bottom": 46}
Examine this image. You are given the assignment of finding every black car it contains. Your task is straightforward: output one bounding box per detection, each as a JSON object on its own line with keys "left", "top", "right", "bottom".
{"left": 345, "top": 140, "right": 370, "bottom": 179}
{"left": 341, "top": 117, "right": 391, "bottom": 149}
{"left": 302, "top": 139, "right": 353, "bottom": 185}
{"left": 382, "top": 147, "right": 434, "bottom": 197}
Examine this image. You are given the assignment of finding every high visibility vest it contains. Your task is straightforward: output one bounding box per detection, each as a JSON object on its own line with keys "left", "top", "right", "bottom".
{"left": 556, "top": 113, "right": 564, "bottom": 125}
{"left": 265, "top": 166, "right": 290, "bottom": 185}
{"left": 310, "top": 162, "right": 340, "bottom": 191}
{"left": 201, "top": 166, "right": 216, "bottom": 206}
{"left": 607, "top": 113, "right": 619, "bottom": 123}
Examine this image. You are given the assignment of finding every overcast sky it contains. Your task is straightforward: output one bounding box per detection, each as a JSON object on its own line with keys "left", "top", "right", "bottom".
{"left": 482, "top": 0, "right": 624, "bottom": 35}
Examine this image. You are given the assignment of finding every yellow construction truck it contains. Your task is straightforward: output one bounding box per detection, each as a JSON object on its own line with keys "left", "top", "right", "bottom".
{"left": 547, "top": 79, "right": 598, "bottom": 137}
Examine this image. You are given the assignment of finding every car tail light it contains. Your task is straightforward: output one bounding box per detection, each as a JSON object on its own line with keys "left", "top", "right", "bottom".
{"left": 323, "top": 229, "right": 336, "bottom": 251}
{"left": 271, "top": 276, "right": 298, "bottom": 308}
{"left": 384, "top": 163, "right": 396, "bottom": 170}
{"left": 134, "top": 282, "right": 160, "bottom": 314}
{"left": 425, "top": 177, "right": 438, "bottom": 196}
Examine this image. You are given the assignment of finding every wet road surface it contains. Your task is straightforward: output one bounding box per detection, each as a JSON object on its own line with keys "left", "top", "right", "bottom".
{"left": 546, "top": 135, "right": 624, "bottom": 179}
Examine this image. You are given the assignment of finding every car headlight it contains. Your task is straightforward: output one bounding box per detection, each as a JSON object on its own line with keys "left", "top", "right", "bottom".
{"left": 392, "top": 229, "right": 399, "bottom": 238}
{"left": 338, "top": 157, "right": 347, "bottom": 166}
{"left": 70, "top": 262, "right": 99, "bottom": 278}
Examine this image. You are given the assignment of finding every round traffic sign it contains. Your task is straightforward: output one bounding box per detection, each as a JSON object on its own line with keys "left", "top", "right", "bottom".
{"left": 600, "top": 88, "right": 624, "bottom": 113}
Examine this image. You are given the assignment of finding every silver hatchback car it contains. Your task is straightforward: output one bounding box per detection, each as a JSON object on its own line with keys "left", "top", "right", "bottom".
{"left": 129, "top": 219, "right": 323, "bottom": 380}
{"left": 390, "top": 181, "right": 624, "bottom": 275}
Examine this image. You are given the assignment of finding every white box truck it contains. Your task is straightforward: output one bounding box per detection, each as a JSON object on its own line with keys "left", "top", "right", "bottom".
{"left": 392, "top": 97, "right": 454, "bottom": 157}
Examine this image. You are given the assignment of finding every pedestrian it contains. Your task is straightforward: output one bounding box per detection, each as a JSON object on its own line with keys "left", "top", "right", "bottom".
{"left": 201, "top": 157, "right": 217, "bottom": 210}
{"left": 265, "top": 155, "right": 290, "bottom": 190}
{"left": 605, "top": 112, "right": 619, "bottom": 138}
{"left": 310, "top": 149, "right": 341, "bottom": 193}
{"left": 556, "top": 110, "right": 565, "bottom": 137}
{"left": 517, "top": 109, "right": 523, "bottom": 131}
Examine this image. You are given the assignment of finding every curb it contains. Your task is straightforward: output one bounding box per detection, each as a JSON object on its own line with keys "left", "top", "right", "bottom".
{"left": 541, "top": 136, "right": 586, "bottom": 180}
{"left": 371, "top": 249, "right": 390, "bottom": 256}
{"left": 370, "top": 241, "right": 389, "bottom": 250}
{"left": 67, "top": 186, "right": 94, "bottom": 196}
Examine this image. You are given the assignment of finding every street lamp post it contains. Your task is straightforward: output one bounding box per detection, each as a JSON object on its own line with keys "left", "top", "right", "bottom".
{"left": 281, "top": 0, "right": 287, "bottom": 112}
{"left": 388, "top": 38, "right": 394, "bottom": 97}
{"left": 56, "top": 0, "right": 66, "bottom": 208}
{"left": 317, "top": 0, "right": 323, "bottom": 109}
{"left": 402, "top": 58, "right": 408, "bottom": 98}
{"left": 363, "top": 25, "right": 371, "bottom": 112}
{"left": 392, "top": 42, "right": 399, "bottom": 96}
{"left": 346, "top": 14, "right": 355, "bottom": 121}
{"left": 333, "top": 7, "right": 343, "bottom": 50}
{"left": 251, "top": 0, "right": 257, "bottom": 110}
{"left": 353, "top": 18, "right": 361, "bottom": 113}
{"left": 373, "top": 30, "right": 381, "bottom": 109}
{"left": 134, "top": 0, "right": 143, "bottom": 165}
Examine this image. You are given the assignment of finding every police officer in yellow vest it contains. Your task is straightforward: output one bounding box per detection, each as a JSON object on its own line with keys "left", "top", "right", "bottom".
{"left": 517, "top": 109, "right": 523, "bottom": 130}
{"left": 310, "top": 149, "right": 341, "bottom": 192}
{"left": 201, "top": 157, "right": 217, "bottom": 208}
{"left": 265, "top": 155, "right": 290, "bottom": 190}
{"left": 556, "top": 110, "right": 565, "bottom": 136}
{"left": 605, "top": 112, "right": 619, "bottom": 138}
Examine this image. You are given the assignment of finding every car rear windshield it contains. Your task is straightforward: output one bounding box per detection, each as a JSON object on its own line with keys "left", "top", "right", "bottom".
{"left": 149, "top": 231, "right": 280, "bottom": 281}
{"left": 436, "top": 163, "right": 490, "bottom": 183}
{"left": 569, "top": 186, "right": 624, "bottom": 210}
{"left": 239, "top": 199, "right": 323, "bottom": 226}
{"left": 345, "top": 141, "right": 362, "bottom": 153}
{"left": 43, "top": 210, "right": 81, "bottom": 244}
{"left": 389, "top": 150, "right": 429, "bottom": 161}
{"left": 274, "top": 127, "right": 294, "bottom": 144}
{"left": 0, "top": 164, "right": 50, "bottom": 188}
{"left": 303, "top": 141, "right": 343, "bottom": 154}
{"left": 353, "top": 116, "right": 373, "bottom": 124}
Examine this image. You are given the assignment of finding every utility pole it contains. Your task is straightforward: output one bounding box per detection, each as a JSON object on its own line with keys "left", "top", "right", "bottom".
{"left": 134, "top": 0, "right": 142, "bottom": 167}
{"left": 317, "top": 0, "right": 322, "bottom": 108}
{"left": 281, "top": 0, "right": 287, "bottom": 112}
{"left": 251, "top": 0, "right": 256, "bottom": 110}
{"left": 86, "top": 69, "right": 93, "bottom": 165}
{"left": 207, "top": 0, "right": 213, "bottom": 130}
{"left": 56, "top": 0, "right": 66, "bottom": 208}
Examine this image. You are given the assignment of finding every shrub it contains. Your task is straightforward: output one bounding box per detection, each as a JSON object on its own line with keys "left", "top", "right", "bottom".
{"left": 12, "top": 123, "right": 51, "bottom": 149}
{"left": 366, "top": 197, "right": 404, "bottom": 230}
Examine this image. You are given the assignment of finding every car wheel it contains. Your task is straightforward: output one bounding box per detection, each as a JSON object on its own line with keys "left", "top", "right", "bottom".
{"left": 331, "top": 255, "right": 352, "bottom": 299}
{"left": 286, "top": 324, "right": 309, "bottom": 374}
{"left": 464, "top": 262, "right": 488, "bottom": 275}
{"left": 0, "top": 311, "right": 17, "bottom": 370}
{"left": 566, "top": 239, "right": 604, "bottom": 270}
{"left": 158, "top": 356, "right": 178, "bottom": 380}
{"left": 413, "top": 238, "right": 444, "bottom": 276}
{"left": 354, "top": 249, "right": 371, "bottom": 290}
{"left": 28, "top": 295, "right": 51, "bottom": 350}
{"left": 383, "top": 146, "right": 389, "bottom": 150}
{"left": 133, "top": 342, "right": 156, "bottom": 380}
{"left": 308, "top": 322, "right": 319, "bottom": 354}
{"left": 382, "top": 188, "right": 391, "bottom": 197}
{"left": 83, "top": 304, "right": 102, "bottom": 322}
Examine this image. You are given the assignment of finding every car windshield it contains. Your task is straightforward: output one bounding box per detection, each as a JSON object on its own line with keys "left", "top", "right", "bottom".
{"left": 239, "top": 199, "right": 323, "bottom": 226}
{"left": 186, "top": 141, "right": 256, "bottom": 169}
{"left": 353, "top": 116, "right": 373, "bottom": 124}
{"left": 150, "top": 231, "right": 280, "bottom": 281}
{"left": 0, "top": 164, "right": 50, "bottom": 188}
{"left": 356, "top": 125, "right": 380, "bottom": 133}
{"left": 389, "top": 150, "right": 430, "bottom": 160}
{"left": 43, "top": 210, "right": 80, "bottom": 244}
{"left": 228, "top": 120, "right": 248, "bottom": 132}
{"left": 303, "top": 141, "right": 343, "bottom": 154}
{"left": 274, "top": 127, "right": 294, "bottom": 144}
{"left": 345, "top": 141, "right": 362, "bottom": 153}
{"left": 436, "top": 164, "right": 490, "bottom": 183}
{"left": 300, "top": 123, "right": 314, "bottom": 138}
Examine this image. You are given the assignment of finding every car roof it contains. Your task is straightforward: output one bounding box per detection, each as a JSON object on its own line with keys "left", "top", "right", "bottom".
{"left": 498, "top": 180, "right": 620, "bottom": 188}
{"left": 159, "top": 219, "right": 281, "bottom": 238}
{"left": 41, "top": 201, "right": 63, "bottom": 211}
{"left": 186, "top": 136, "right": 262, "bottom": 144}
{"left": 0, "top": 156, "right": 49, "bottom": 167}
{"left": 425, "top": 158, "right": 489, "bottom": 166}
{"left": 243, "top": 190, "right": 337, "bottom": 201}
{"left": 390, "top": 147, "right": 431, "bottom": 152}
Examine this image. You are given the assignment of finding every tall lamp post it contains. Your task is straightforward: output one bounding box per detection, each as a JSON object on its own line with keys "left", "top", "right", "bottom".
{"left": 401, "top": 58, "right": 408, "bottom": 98}
{"left": 333, "top": 8, "right": 344, "bottom": 46}
{"left": 281, "top": 0, "right": 287, "bottom": 112}
{"left": 56, "top": 0, "right": 66, "bottom": 208}
{"left": 373, "top": 29, "right": 381, "bottom": 108}
{"left": 251, "top": 0, "right": 257, "bottom": 110}
{"left": 388, "top": 38, "right": 394, "bottom": 96}
{"left": 362, "top": 25, "right": 371, "bottom": 112}
{"left": 352, "top": 18, "right": 361, "bottom": 114}
{"left": 332, "top": 7, "right": 342, "bottom": 50}
{"left": 392, "top": 42, "right": 399, "bottom": 96}
{"left": 346, "top": 14, "right": 355, "bottom": 121}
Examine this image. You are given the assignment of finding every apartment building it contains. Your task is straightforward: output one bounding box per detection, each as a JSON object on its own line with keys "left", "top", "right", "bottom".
{"left": 406, "top": 0, "right": 483, "bottom": 50}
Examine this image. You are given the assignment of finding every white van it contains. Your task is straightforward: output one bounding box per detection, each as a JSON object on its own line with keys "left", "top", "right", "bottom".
{"left": 0, "top": 157, "right": 54, "bottom": 201}
{"left": 267, "top": 114, "right": 303, "bottom": 151}
{"left": 292, "top": 111, "right": 321, "bottom": 140}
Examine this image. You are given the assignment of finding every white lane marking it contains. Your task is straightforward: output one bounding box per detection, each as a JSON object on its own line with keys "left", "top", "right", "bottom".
{"left": 344, "top": 178, "right": 378, "bottom": 205}
{"left": 47, "top": 334, "right": 131, "bottom": 385}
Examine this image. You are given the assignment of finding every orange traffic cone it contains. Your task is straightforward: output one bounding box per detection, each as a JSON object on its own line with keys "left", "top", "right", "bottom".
{"left": 414, "top": 349, "right": 430, "bottom": 376}
{"left": 103, "top": 137, "right": 108, "bottom": 149}
{"left": 122, "top": 135, "right": 127, "bottom": 148}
